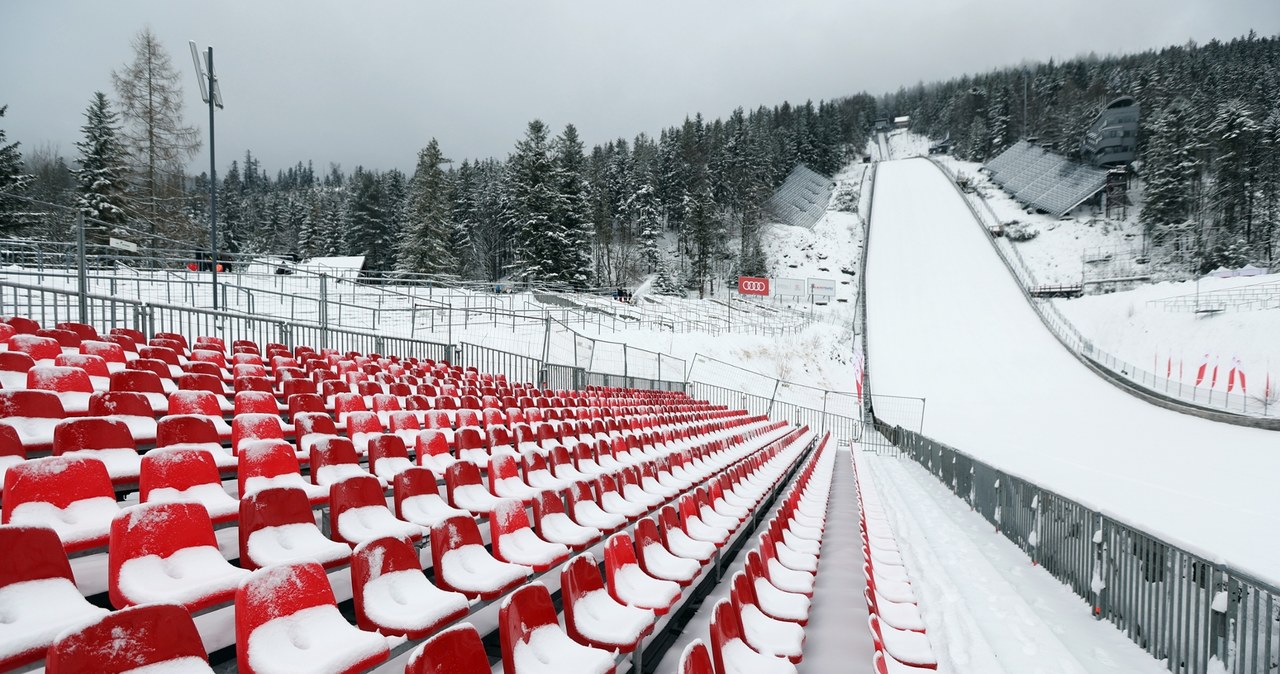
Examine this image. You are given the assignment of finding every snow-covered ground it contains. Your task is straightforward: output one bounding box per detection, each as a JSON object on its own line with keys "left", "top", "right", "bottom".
{"left": 865, "top": 157, "right": 1280, "bottom": 583}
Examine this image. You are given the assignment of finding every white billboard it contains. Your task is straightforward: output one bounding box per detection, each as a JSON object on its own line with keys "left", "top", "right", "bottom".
{"left": 774, "top": 277, "right": 806, "bottom": 297}
{"left": 808, "top": 278, "right": 836, "bottom": 297}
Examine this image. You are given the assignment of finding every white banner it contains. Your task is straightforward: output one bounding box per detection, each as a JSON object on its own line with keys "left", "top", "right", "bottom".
{"left": 109, "top": 237, "right": 138, "bottom": 252}
{"left": 774, "top": 277, "right": 806, "bottom": 297}
{"left": 808, "top": 278, "right": 836, "bottom": 296}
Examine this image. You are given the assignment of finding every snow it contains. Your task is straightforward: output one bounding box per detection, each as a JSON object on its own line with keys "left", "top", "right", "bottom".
{"left": 495, "top": 527, "right": 569, "bottom": 568}
{"left": 241, "top": 474, "right": 327, "bottom": 501}
{"left": 145, "top": 483, "right": 238, "bottom": 521}
{"left": 436, "top": 544, "right": 530, "bottom": 594}
{"left": 538, "top": 512, "right": 599, "bottom": 547}
{"left": 397, "top": 494, "right": 466, "bottom": 529}
{"left": 449, "top": 484, "right": 505, "bottom": 514}
{"left": 753, "top": 577, "right": 809, "bottom": 623}
{"left": 0, "top": 416, "right": 60, "bottom": 449}
{"left": 866, "top": 157, "right": 1280, "bottom": 582}
{"left": 371, "top": 456, "right": 414, "bottom": 482}
{"left": 718, "top": 636, "right": 797, "bottom": 674}
{"left": 612, "top": 564, "right": 680, "bottom": 610}
{"left": 115, "top": 545, "right": 248, "bottom": 607}
{"left": 245, "top": 604, "right": 388, "bottom": 674}
{"left": 0, "top": 577, "right": 109, "bottom": 664}
{"left": 664, "top": 526, "right": 716, "bottom": 562}
{"left": 335, "top": 505, "right": 423, "bottom": 545}
{"left": 7, "top": 496, "right": 119, "bottom": 547}
{"left": 740, "top": 603, "right": 804, "bottom": 658}
{"left": 572, "top": 501, "right": 626, "bottom": 531}
{"left": 572, "top": 588, "right": 654, "bottom": 645}
{"left": 314, "top": 463, "right": 372, "bottom": 487}
{"left": 360, "top": 569, "right": 469, "bottom": 633}
{"left": 642, "top": 542, "right": 700, "bottom": 583}
{"left": 512, "top": 624, "right": 616, "bottom": 674}
{"left": 118, "top": 656, "right": 214, "bottom": 674}
{"left": 246, "top": 523, "right": 351, "bottom": 568}
{"left": 61, "top": 447, "right": 141, "bottom": 481}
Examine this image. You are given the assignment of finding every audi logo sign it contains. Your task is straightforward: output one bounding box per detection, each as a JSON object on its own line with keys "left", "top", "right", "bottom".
{"left": 737, "top": 276, "right": 770, "bottom": 296}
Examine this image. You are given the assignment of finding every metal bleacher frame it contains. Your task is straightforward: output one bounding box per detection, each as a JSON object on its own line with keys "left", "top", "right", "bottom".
{"left": 762, "top": 165, "right": 835, "bottom": 230}
{"left": 983, "top": 141, "right": 1107, "bottom": 218}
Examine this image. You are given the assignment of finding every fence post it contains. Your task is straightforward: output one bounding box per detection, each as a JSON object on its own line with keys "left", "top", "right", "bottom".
{"left": 766, "top": 378, "right": 781, "bottom": 417}
{"left": 623, "top": 344, "right": 629, "bottom": 379}
{"left": 820, "top": 390, "right": 829, "bottom": 437}
{"left": 318, "top": 273, "right": 329, "bottom": 350}
{"left": 76, "top": 212, "right": 88, "bottom": 324}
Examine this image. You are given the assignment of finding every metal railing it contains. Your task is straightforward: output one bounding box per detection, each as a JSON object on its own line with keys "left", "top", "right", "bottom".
{"left": 886, "top": 426, "right": 1278, "bottom": 674}
{"left": 924, "top": 158, "right": 1279, "bottom": 419}
{"left": 1148, "top": 280, "right": 1280, "bottom": 314}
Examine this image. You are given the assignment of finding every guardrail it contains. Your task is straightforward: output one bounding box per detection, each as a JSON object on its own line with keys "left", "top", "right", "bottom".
{"left": 924, "top": 157, "right": 1279, "bottom": 421}
{"left": 1148, "top": 280, "right": 1280, "bottom": 314}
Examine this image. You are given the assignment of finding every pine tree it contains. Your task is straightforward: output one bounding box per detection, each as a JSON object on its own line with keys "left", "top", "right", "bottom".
{"left": 1209, "top": 99, "right": 1261, "bottom": 249}
{"left": 73, "top": 92, "right": 131, "bottom": 243}
{"left": 397, "top": 139, "right": 457, "bottom": 276}
{"left": 1140, "top": 102, "right": 1201, "bottom": 251}
{"left": 112, "top": 27, "right": 202, "bottom": 247}
{"left": 505, "top": 120, "right": 560, "bottom": 283}
{"left": 1258, "top": 106, "right": 1280, "bottom": 260}
{"left": 0, "top": 105, "right": 34, "bottom": 235}
{"left": 344, "top": 167, "right": 387, "bottom": 273}
{"left": 552, "top": 124, "right": 594, "bottom": 288}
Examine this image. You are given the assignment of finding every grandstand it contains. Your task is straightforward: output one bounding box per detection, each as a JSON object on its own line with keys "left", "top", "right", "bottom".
{"left": 982, "top": 140, "right": 1108, "bottom": 218}
{"left": 762, "top": 165, "right": 836, "bottom": 230}
{"left": 0, "top": 313, "right": 925, "bottom": 673}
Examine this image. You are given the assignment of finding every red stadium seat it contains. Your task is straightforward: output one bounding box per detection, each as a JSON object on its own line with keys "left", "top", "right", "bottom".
{"left": 108, "top": 501, "right": 249, "bottom": 611}
{"left": 490, "top": 499, "right": 569, "bottom": 572}
{"left": 678, "top": 640, "right": 714, "bottom": 674}
{"left": 2, "top": 456, "right": 120, "bottom": 552}
{"left": 237, "top": 440, "right": 327, "bottom": 503}
{"left": 139, "top": 447, "right": 238, "bottom": 523}
{"left": 488, "top": 452, "right": 540, "bottom": 504}
{"left": 604, "top": 531, "right": 680, "bottom": 615}
{"left": 167, "top": 390, "right": 232, "bottom": 439}
{"left": 430, "top": 514, "right": 530, "bottom": 600}
{"left": 635, "top": 515, "right": 700, "bottom": 585}
{"left": 0, "top": 525, "right": 109, "bottom": 671}
{"left": 235, "top": 563, "right": 388, "bottom": 674}
{"left": 52, "top": 416, "right": 141, "bottom": 485}
{"left": 867, "top": 614, "right": 937, "bottom": 670}
{"left": 732, "top": 571, "right": 805, "bottom": 662}
{"left": 46, "top": 603, "right": 212, "bottom": 673}
{"left": 0, "top": 389, "right": 66, "bottom": 452}
{"left": 367, "top": 433, "right": 413, "bottom": 482}
{"left": 405, "top": 624, "right": 491, "bottom": 674}
{"left": 415, "top": 428, "right": 456, "bottom": 476}
{"left": 567, "top": 479, "right": 625, "bottom": 533}
{"left": 532, "top": 489, "right": 599, "bottom": 550}
{"left": 239, "top": 486, "right": 349, "bottom": 570}
{"left": 310, "top": 435, "right": 374, "bottom": 487}
{"left": 329, "top": 474, "right": 422, "bottom": 546}
{"left": 561, "top": 551, "right": 653, "bottom": 653}
{"left": 499, "top": 582, "right": 617, "bottom": 674}
{"left": 351, "top": 536, "right": 467, "bottom": 639}
{"left": 444, "top": 460, "right": 505, "bottom": 515}
{"left": 393, "top": 466, "right": 466, "bottom": 529}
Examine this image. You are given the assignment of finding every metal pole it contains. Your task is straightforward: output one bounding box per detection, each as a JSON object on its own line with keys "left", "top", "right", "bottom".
{"left": 76, "top": 212, "right": 88, "bottom": 323}
{"left": 207, "top": 47, "right": 219, "bottom": 312}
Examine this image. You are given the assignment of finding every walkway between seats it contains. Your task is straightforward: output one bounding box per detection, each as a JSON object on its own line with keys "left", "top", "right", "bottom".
{"left": 797, "top": 445, "right": 875, "bottom": 673}
{"left": 862, "top": 453, "right": 1169, "bottom": 674}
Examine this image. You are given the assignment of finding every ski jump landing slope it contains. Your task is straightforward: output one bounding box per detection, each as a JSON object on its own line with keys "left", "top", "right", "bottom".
{"left": 865, "top": 158, "right": 1280, "bottom": 583}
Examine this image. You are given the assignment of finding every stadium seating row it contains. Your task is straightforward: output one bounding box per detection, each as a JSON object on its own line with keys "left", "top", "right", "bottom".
{"left": 677, "top": 434, "right": 835, "bottom": 674}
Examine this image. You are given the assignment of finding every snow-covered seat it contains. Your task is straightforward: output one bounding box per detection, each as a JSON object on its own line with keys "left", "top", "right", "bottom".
{"left": 344, "top": 411, "right": 383, "bottom": 456}
{"left": 167, "top": 390, "right": 232, "bottom": 440}
{"left": 238, "top": 486, "right": 351, "bottom": 570}
{"left": 232, "top": 413, "right": 287, "bottom": 456}
{"left": 635, "top": 516, "right": 700, "bottom": 585}
{"left": 868, "top": 613, "right": 937, "bottom": 669}
{"left": 52, "top": 416, "right": 142, "bottom": 485}
{"left": 415, "top": 429, "right": 457, "bottom": 477}
{"left": 679, "top": 494, "right": 730, "bottom": 546}
{"left": 0, "top": 389, "right": 66, "bottom": 453}
{"left": 489, "top": 452, "right": 541, "bottom": 504}
{"left": 235, "top": 562, "right": 389, "bottom": 674}
{"left": 0, "top": 525, "right": 110, "bottom": 672}
{"left": 139, "top": 447, "right": 238, "bottom": 523}
{"left": 709, "top": 598, "right": 798, "bottom": 674}
{"left": 567, "top": 480, "right": 626, "bottom": 532}
{"left": 490, "top": 499, "right": 569, "bottom": 572}
{"left": 330, "top": 474, "right": 423, "bottom": 546}
{"left": 238, "top": 439, "right": 328, "bottom": 504}
{"left": 108, "top": 501, "right": 249, "bottom": 611}
{"left": 618, "top": 468, "right": 665, "bottom": 509}
{"left": 27, "top": 365, "right": 94, "bottom": 415}
{"left": 405, "top": 624, "right": 491, "bottom": 674}
{"left": 694, "top": 488, "right": 740, "bottom": 530}
{"left": 310, "top": 436, "right": 378, "bottom": 488}
{"left": 658, "top": 505, "right": 717, "bottom": 562}
{"left": 109, "top": 369, "right": 170, "bottom": 414}
{"left": 498, "top": 581, "right": 617, "bottom": 674}
{"left": 864, "top": 562, "right": 916, "bottom": 605}
{"left": 385, "top": 411, "right": 422, "bottom": 449}
{"left": 46, "top": 602, "right": 213, "bottom": 673}
{"left": 2, "top": 455, "right": 120, "bottom": 552}
{"left": 444, "top": 460, "right": 505, "bottom": 515}
{"left": 431, "top": 514, "right": 531, "bottom": 600}
{"left": 522, "top": 452, "right": 567, "bottom": 491}
{"left": 597, "top": 474, "right": 648, "bottom": 518}
{"left": 561, "top": 551, "right": 654, "bottom": 652}
{"left": 155, "top": 413, "right": 236, "bottom": 470}
{"left": 293, "top": 411, "right": 340, "bottom": 456}
{"left": 368, "top": 433, "right": 414, "bottom": 482}
{"left": 548, "top": 445, "right": 590, "bottom": 484}
{"left": 765, "top": 529, "right": 819, "bottom": 575}
{"left": 866, "top": 585, "right": 927, "bottom": 632}
{"left": 392, "top": 466, "right": 466, "bottom": 529}
{"left": 351, "top": 536, "right": 468, "bottom": 639}
{"left": 678, "top": 640, "right": 714, "bottom": 674}
{"left": 732, "top": 571, "right": 804, "bottom": 663}
{"left": 748, "top": 551, "right": 809, "bottom": 625}
{"left": 605, "top": 531, "right": 681, "bottom": 616}
{"left": 532, "top": 489, "right": 599, "bottom": 549}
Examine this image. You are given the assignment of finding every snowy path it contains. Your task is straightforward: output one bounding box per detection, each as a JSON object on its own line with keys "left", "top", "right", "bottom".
{"left": 864, "top": 157, "right": 1280, "bottom": 582}
{"left": 861, "top": 452, "right": 1169, "bottom": 674}
{"left": 797, "top": 446, "right": 875, "bottom": 674}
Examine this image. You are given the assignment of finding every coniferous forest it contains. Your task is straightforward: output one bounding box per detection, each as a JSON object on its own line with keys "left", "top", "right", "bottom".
{"left": 2, "top": 30, "right": 1277, "bottom": 287}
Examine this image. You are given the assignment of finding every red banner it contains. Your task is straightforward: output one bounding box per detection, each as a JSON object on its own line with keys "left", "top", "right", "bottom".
{"left": 737, "top": 276, "right": 770, "bottom": 296}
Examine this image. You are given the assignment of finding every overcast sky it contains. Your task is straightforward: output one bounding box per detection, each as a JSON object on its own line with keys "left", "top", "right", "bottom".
{"left": 2, "top": 1, "right": 1276, "bottom": 175}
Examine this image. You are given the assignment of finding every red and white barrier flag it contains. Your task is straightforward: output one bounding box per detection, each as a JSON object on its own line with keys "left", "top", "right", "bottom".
{"left": 1210, "top": 356, "right": 1220, "bottom": 389}
{"left": 1195, "top": 354, "right": 1209, "bottom": 386}
{"left": 1227, "top": 357, "right": 1238, "bottom": 393}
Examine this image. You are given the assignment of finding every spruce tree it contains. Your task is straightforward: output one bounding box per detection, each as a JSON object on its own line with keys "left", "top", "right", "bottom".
{"left": 505, "top": 120, "right": 560, "bottom": 283}
{"left": 553, "top": 124, "right": 594, "bottom": 288}
{"left": 344, "top": 167, "right": 387, "bottom": 273}
{"left": 0, "top": 105, "right": 33, "bottom": 234}
{"left": 74, "top": 92, "right": 131, "bottom": 243}
{"left": 397, "top": 139, "right": 457, "bottom": 276}
{"left": 1209, "top": 99, "right": 1261, "bottom": 248}
{"left": 1140, "top": 102, "right": 1201, "bottom": 250}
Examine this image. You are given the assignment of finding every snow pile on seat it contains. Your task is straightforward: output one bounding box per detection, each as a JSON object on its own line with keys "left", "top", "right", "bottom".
{"left": 572, "top": 587, "right": 654, "bottom": 645}
{"left": 246, "top": 604, "right": 388, "bottom": 673}
{"left": 116, "top": 545, "right": 248, "bottom": 606}
{"left": 361, "top": 569, "right": 469, "bottom": 633}
{"left": 246, "top": 523, "right": 350, "bottom": 568}
{"left": 439, "top": 544, "right": 529, "bottom": 594}
{"left": 0, "top": 578, "right": 108, "bottom": 665}
{"left": 8, "top": 497, "right": 119, "bottom": 547}
{"left": 335, "top": 505, "right": 423, "bottom": 544}
{"left": 514, "top": 625, "right": 616, "bottom": 674}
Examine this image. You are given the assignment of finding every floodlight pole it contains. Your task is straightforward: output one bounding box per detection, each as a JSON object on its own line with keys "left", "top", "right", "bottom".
{"left": 206, "top": 47, "right": 219, "bottom": 312}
